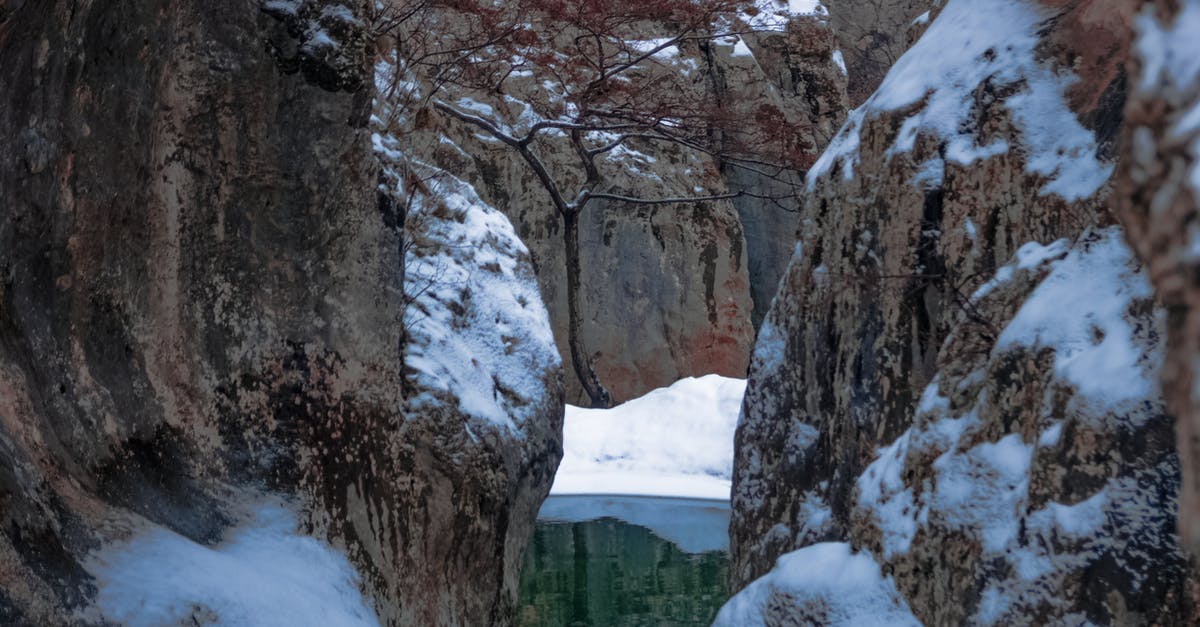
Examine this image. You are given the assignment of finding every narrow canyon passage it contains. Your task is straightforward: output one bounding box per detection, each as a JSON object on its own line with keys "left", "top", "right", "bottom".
{"left": 516, "top": 376, "right": 744, "bottom": 626}
{"left": 3, "top": 0, "right": 1200, "bottom": 625}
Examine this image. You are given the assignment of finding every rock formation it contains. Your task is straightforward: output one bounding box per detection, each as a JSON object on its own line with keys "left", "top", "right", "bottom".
{"left": 826, "top": 0, "right": 934, "bottom": 106}
{"left": 0, "top": 1, "right": 561, "bottom": 624}
{"left": 728, "top": 0, "right": 1196, "bottom": 622}
{"left": 402, "top": 2, "right": 847, "bottom": 403}
{"left": 1115, "top": 0, "right": 1200, "bottom": 559}
{"left": 719, "top": 11, "right": 850, "bottom": 329}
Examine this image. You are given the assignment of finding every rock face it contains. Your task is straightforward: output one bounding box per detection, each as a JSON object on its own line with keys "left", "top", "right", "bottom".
{"left": 849, "top": 229, "right": 1191, "bottom": 623}
{"left": 729, "top": 0, "right": 1195, "bottom": 622}
{"left": 718, "top": 14, "right": 850, "bottom": 328}
{"left": 436, "top": 112, "right": 756, "bottom": 405}
{"left": 1115, "top": 0, "right": 1200, "bottom": 558}
{"left": 405, "top": 5, "right": 847, "bottom": 403}
{"left": 0, "top": 1, "right": 561, "bottom": 624}
{"left": 827, "top": 0, "right": 934, "bottom": 106}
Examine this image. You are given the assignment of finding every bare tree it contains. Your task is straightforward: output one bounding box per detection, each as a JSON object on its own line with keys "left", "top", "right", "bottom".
{"left": 378, "top": 0, "right": 811, "bottom": 407}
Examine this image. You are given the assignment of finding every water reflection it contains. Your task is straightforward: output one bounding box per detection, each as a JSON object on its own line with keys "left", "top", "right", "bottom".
{"left": 518, "top": 497, "right": 731, "bottom": 626}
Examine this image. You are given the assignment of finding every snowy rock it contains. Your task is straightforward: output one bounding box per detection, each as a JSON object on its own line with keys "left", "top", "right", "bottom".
{"left": 731, "top": 0, "right": 1195, "bottom": 622}
{"left": 850, "top": 229, "right": 1190, "bottom": 624}
{"left": 0, "top": 2, "right": 562, "bottom": 625}
{"left": 731, "top": 0, "right": 1136, "bottom": 589}
{"left": 375, "top": 124, "right": 564, "bottom": 623}
{"left": 1116, "top": 0, "right": 1200, "bottom": 559}
{"left": 401, "top": 6, "right": 847, "bottom": 403}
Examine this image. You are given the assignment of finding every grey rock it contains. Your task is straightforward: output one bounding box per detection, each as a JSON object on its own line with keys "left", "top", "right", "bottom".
{"left": 0, "top": 1, "right": 561, "bottom": 624}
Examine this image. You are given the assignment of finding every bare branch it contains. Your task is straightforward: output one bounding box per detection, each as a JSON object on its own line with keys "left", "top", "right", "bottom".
{"left": 585, "top": 190, "right": 743, "bottom": 205}
{"left": 432, "top": 100, "right": 576, "bottom": 217}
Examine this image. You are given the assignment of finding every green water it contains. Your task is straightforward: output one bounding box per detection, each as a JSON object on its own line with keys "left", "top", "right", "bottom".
{"left": 516, "top": 498, "right": 731, "bottom": 626}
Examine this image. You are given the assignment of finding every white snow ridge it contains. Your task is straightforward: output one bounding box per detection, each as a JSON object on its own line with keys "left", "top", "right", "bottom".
{"left": 551, "top": 374, "right": 746, "bottom": 500}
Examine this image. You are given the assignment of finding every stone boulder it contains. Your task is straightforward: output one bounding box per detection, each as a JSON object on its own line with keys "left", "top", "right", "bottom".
{"left": 731, "top": 0, "right": 1135, "bottom": 588}
{"left": 849, "top": 229, "right": 1191, "bottom": 623}
{"left": 0, "top": 1, "right": 562, "bottom": 624}
{"left": 728, "top": 0, "right": 1198, "bottom": 621}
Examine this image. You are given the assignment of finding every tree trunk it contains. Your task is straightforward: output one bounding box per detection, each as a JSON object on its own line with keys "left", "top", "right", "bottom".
{"left": 563, "top": 209, "right": 612, "bottom": 408}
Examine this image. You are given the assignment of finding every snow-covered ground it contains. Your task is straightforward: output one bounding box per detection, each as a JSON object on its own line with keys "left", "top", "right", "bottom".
{"left": 87, "top": 502, "right": 379, "bottom": 626}
{"left": 550, "top": 374, "right": 746, "bottom": 501}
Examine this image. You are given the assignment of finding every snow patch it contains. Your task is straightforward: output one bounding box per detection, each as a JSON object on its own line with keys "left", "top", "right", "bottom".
{"left": 373, "top": 74, "right": 559, "bottom": 432}
{"left": 969, "top": 238, "right": 1069, "bottom": 301}
{"left": 629, "top": 38, "right": 681, "bottom": 59}
{"left": 934, "top": 433, "right": 1033, "bottom": 553}
{"left": 733, "top": 37, "right": 755, "bottom": 59}
{"left": 713, "top": 543, "right": 920, "bottom": 626}
{"left": 398, "top": 155, "right": 560, "bottom": 430}
{"left": 851, "top": 228, "right": 1170, "bottom": 624}
{"left": 831, "top": 49, "right": 847, "bottom": 75}
{"left": 551, "top": 375, "right": 746, "bottom": 500}
{"left": 262, "top": 0, "right": 302, "bottom": 16}
{"left": 741, "top": 0, "right": 826, "bottom": 31}
{"left": 751, "top": 318, "right": 786, "bottom": 375}
{"left": 996, "top": 228, "right": 1157, "bottom": 414}
{"left": 88, "top": 503, "right": 378, "bottom": 627}
{"left": 1135, "top": 1, "right": 1200, "bottom": 201}
{"left": 857, "top": 429, "right": 918, "bottom": 558}
{"left": 911, "top": 157, "right": 945, "bottom": 190}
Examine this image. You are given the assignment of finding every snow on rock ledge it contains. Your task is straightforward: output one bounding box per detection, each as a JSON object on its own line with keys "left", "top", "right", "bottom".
{"left": 810, "top": 0, "right": 1114, "bottom": 201}
{"left": 390, "top": 144, "right": 562, "bottom": 432}
{"left": 730, "top": 0, "right": 1137, "bottom": 593}
{"left": 714, "top": 542, "right": 919, "bottom": 626}
{"left": 730, "top": 227, "right": 1193, "bottom": 624}
{"left": 851, "top": 228, "right": 1190, "bottom": 624}
{"left": 371, "top": 104, "right": 563, "bottom": 621}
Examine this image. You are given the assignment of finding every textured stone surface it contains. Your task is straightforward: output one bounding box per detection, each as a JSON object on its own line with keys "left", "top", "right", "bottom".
{"left": 718, "top": 17, "right": 849, "bottom": 328}
{"left": 729, "top": 0, "right": 1200, "bottom": 620}
{"left": 409, "top": 12, "right": 847, "bottom": 403}
{"left": 0, "top": 1, "right": 561, "bottom": 624}
{"left": 827, "top": 0, "right": 934, "bottom": 106}
{"left": 731, "top": 0, "right": 1136, "bottom": 589}
{"left": 849, "top": 229, "right": 1192, "bottom": 624}
{"left": 1115, "top": 0, "right": 1200, "bottom": 559}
